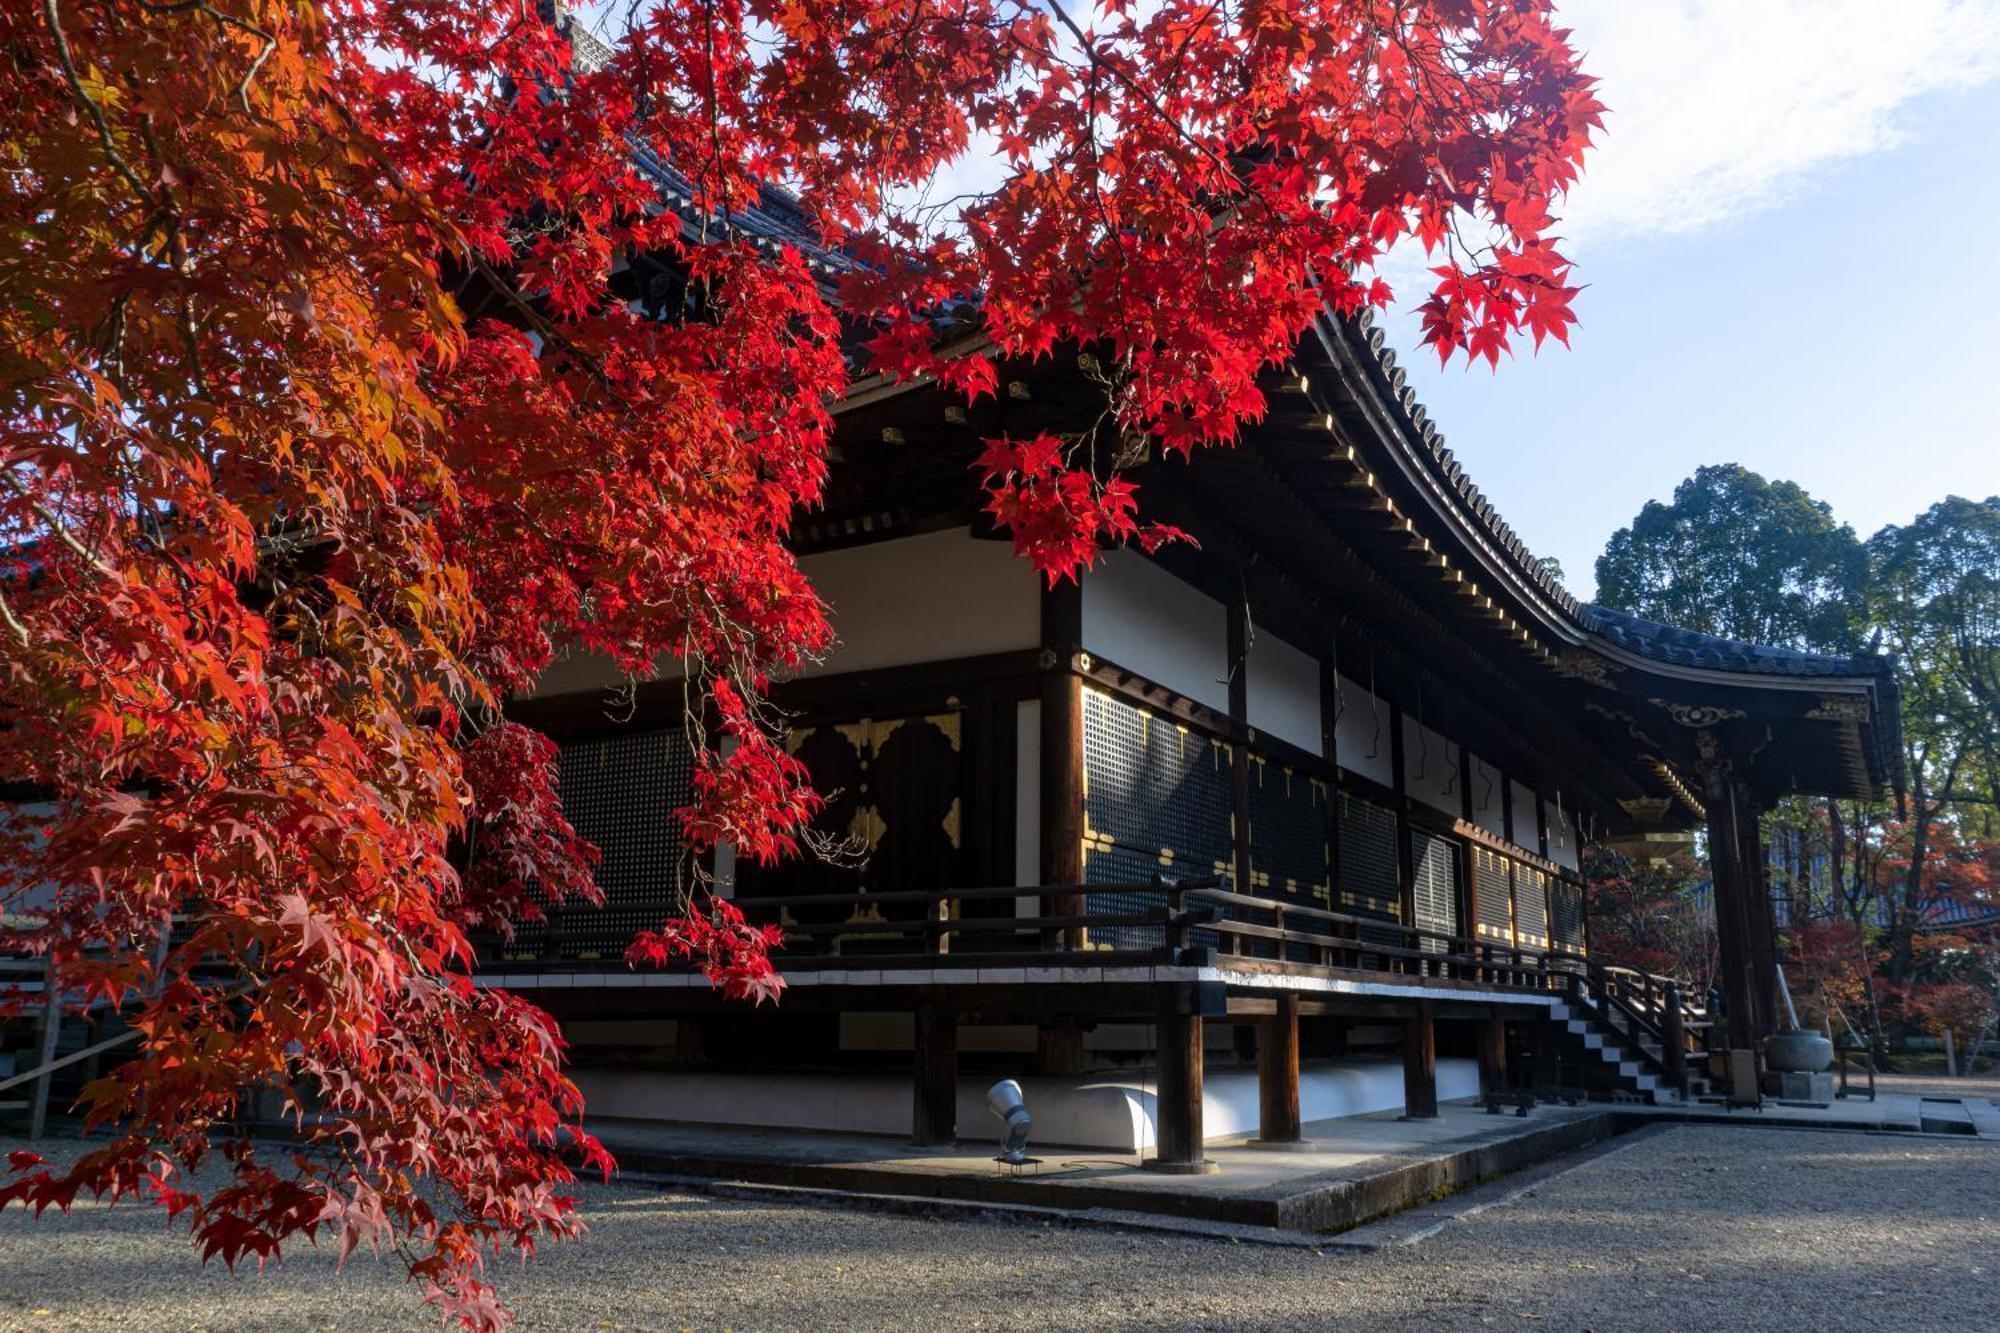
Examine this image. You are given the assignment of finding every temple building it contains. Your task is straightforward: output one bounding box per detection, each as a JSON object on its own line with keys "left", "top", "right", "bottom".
{"left": 492, "top": 219, "right": 1901, "bottom": 1161}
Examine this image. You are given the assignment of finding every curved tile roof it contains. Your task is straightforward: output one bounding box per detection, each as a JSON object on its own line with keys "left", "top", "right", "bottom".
{"left": 1576, "top": 604, "right": 1885, "bottom": 679}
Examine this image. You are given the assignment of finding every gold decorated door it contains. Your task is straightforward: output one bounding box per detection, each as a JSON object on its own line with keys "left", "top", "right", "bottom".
{"left": 735, "top": 710, "right": 967, "bottom": 937}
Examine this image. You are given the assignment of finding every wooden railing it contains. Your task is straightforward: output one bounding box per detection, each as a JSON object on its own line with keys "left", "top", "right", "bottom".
{"left": 1579, "top": 961, "right": 1710, "bottom": 1096}
{"left": 487, "top": 875, "right": 1578, "bottom": 995}
{"left": 1185, "top": 886, "right": 1576, "bottom": 990}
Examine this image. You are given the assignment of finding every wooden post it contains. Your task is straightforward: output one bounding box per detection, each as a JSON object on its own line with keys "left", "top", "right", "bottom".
{"left": 1039, "top": 580, "right": 1084, "bottom": 950}
{"left": 28, "top": 982, "right": 60, "bottom": 1139}
{"left": 1663, "top": 981, "right": 1690, "bottom": 1099}
{"left": 1477, "top": 1012, "right": 1509, "bottom": 1101}
{"left": 1500, "top": 776, "right": 1521, "bottom": 952}
{"left": 674, "top": 1016, "right": 707, "bottom": 1067}
{"left": 1226, "top": 596, "right": 1253, "bottom": 934}
{"left": 1389, "top": 704, "right": 1413, "bottom": 970}
{"left": 1257, "top": 992, "right": 1303, "bottom": 1144}
{"left": 1401, "top": 999, "right": 1438, "bottom": 1119}
{"left": 1147, "top": 985, "right": 1213, "bottom": 1172}
{"left": 1457, "top": 746, "right": 1478, "bottom": 973}
{"left": 1320, "top": 643, "right": 1343, "bottom": 918}
{"left": 911, "top": 993, "right": 957, "bottom": 1148}
{"left": 1036, "top": 1025, "right": 1084, "bottom": 1076}
{"left": 1738, "top": 790, "right": 1781, "bottom": 1040}
{"left": 1702, "top": 761, "right": 1764, "bottom": 1054}
{"left": 1531, "top": 1011, "right": 1560, "bottom": 1093}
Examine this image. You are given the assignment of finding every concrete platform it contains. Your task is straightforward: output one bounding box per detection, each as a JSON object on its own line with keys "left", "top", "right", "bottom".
{"left": 1624, "top": 1088, "right": 2000, "bottom": 1136}
{"left": 592, "top": 1101, "right": 1617, "bottom": 1234}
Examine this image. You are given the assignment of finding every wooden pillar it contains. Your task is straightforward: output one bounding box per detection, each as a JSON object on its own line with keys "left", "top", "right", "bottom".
{"left": 911, "top": 994, "right": 957, "bottom": 1148}
{"left": 1458, "top": 748, "right": 1478, "bottom": 953}
{"left": 1148, "top": 986, "right": 1212, "bottom": 1172}
{"left": 1035, "top": 1024, "right": 1084, "bottom": 1076}
{"left": 1738, "top": 790, "right": 1781, "bottom": 1036}
{"left": 674, "top": 1016, "right": 707, "bottom": 1067}
{"left": 1477, "top": 1012, "right": 1509, "bottom": 1100}
{"left": 1389, "top": 704, "right": 1413, "bottom": 946}
{"left": 28, "top": 982, "right": 60, "bottom": 1139}
{"left": 1226, "top": 595, "right": 1253, "bottom": 913}
{"left": 1401, "top": 999, "right": 1438, "bottom": 1119}
{"left": 1531, "top": 1012, "right": 1560, "bottom": 1092}
{"left": 1499, "top": 775, "right": 1521, "bottom": 952}
{"left": 1702, "top": 760, "right": 1764, "bottom": 1052}
{"left": 1039, "top": 580, "right": 1084, "bottom": 948}
{"left": 1257, "top": 992, "right": 1303, "bottom": 1144}
{"left": 1662, "top": 981, "right": 1691, "bottom": 1099}
{"left": 1319, "top": 647, "right": 1345, "bottom": 958}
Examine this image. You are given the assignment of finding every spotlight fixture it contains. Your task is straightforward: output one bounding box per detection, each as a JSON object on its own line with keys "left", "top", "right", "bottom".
{"left": 987, "top": 1079, "right": 1033, "bottom": 1166}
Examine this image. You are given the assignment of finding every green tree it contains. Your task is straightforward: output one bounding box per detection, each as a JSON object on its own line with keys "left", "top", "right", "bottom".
{"left": 1867, "top": 497, "right": 2000, "bottom": 981}
{"left": 1870, "top": 497, "right": 2000, "bottom": 815}
{"left": 1595, "top": 464, "right": 1866, "bottom": 651}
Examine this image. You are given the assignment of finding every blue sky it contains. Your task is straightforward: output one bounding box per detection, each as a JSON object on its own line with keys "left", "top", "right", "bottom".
{"left": 1383, "top": 1, "right": 2000, "bottom": 600}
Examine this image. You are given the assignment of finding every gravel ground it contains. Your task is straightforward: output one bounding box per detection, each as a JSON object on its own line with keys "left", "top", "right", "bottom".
{"left": 1, "top": 1124, "right": 1995, "bottom": 1332}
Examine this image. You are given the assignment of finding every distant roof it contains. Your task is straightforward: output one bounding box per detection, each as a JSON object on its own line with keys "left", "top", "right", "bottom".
{"left": 562, "top": 15, "right": 854, "bottom": 279}
{"left": 1578, "top": 604, "right": 1887, "bottom": 680}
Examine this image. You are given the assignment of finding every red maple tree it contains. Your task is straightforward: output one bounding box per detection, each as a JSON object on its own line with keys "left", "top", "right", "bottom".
{"left": 0, "top": 0, "right": 1598, "bottom": 1323}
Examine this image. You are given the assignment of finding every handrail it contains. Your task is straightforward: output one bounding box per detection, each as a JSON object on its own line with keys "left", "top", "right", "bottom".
{"left": 485, "top": 873, "right": 1579, "bottom": 994}
{"left": 1579, "top": 958, "right": 1707, "bottom": 1094}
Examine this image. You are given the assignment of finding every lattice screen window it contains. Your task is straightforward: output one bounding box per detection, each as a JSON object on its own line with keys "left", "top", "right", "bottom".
{"left": 1547, "top": 878, "right": 1585, "bottom": 955}
{"left": 1474, "top": 846, "right": 1515, "bottom": 946}
{"left": 546, "top": 726, "right": 695, "bottom": 961}
{"left": 1247, "top": 757, "right": 1332, "bottom": 907}
{"left": 1515, "top": 864, "right": 1550, "bottom": 950}
{"left": 1411, "top": 831, "right": 1460, "bottom": 954}
{"left": 1081, "top": 689, "right": 1232, "bottom": 950}
{"left": 1336, "top": 791, "right": 1399, "bottom": 920}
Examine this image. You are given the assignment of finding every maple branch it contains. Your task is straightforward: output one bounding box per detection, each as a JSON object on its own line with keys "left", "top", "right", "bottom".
{"left": 42, "top": 0, "right": 153, "bottom": 204}
{"left": 2, "top": 470, "right": 120, "bottom": 581}
{"left": 134, "top": 1, "right": 277, "bottom": 114}
{"left": 0, "top": 588, "right": 31, "bottom": 649}
{"left": 319, "top": 96, "right": 637, "bottom": 414}
{"left": 1037, "top": 0, "right": 1244, "bottom": 196}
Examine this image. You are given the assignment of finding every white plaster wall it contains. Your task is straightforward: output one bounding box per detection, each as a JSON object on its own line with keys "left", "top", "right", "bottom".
{"left": 572, "top": 1058, "right": 1482, "bottom": 1149}
{"left": 1202, "top": 1059, "right": 1483, "bottom": 1142}
{"left": 801, "top": 528, "right": 1040, "bottom": 676}
{"left": 1080, "top": 549, "right": 1228, "bottom": 711}
{"left": 1510, "top": 781, "right": 1542, "bottom": 856}
{"left": 1467, "top": 755, "right": 1506, "bottom": 837}
{"left": 1401, "top": 717, "right": 1462, "bottom": 817}
{"left": 1330, "top": 673, "right": 1394, "bottom": 788}
{"left": 1246, "top": 631, "right": 1323, "bottom": 754}
{"left": 1544, "top": 799, "right": 1580, "bottom": 871}
{"left": 526, "top": 528, "right": 1037, "bottom": 699}
{"left": 530, "top": 644, "right": 680, "bottom": 698}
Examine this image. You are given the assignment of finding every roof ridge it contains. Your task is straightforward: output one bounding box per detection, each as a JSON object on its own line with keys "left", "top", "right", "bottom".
{"left": 1347, "top": 307, "right": 1581, "bottom": 619}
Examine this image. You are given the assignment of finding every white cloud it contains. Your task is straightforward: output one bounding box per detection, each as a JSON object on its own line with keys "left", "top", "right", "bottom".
{"left": 1555, "top": 0, "right": 2000, "bottom": 241}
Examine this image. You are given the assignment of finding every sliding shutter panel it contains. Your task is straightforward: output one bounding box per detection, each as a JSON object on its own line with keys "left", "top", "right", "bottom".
{"left": 1411, "top": 831, "right": 1460, "bottom": 954}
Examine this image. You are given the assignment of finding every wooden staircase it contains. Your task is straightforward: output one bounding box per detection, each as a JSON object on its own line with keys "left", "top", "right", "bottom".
{"left": 1546, "top": 964, "right": 1713, "bottom": 1105}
